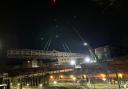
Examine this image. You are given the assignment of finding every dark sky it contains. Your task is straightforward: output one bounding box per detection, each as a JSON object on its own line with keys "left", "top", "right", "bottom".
{"left": 0, "top": 0, "right": 128, "bottom": 53}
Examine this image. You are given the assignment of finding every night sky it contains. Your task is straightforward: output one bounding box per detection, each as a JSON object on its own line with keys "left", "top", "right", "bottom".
{"left": 0, "top": 0, "right": 128, "bottom": 54}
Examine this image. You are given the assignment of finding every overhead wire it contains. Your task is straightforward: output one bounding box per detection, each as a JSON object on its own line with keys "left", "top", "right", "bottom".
{"left": 64, "top": 43, "right": 71, "bottom": 53}
{"left": 44, "top": 39, "right": 50, "bottom": 51}
{"left": 62, "top": 44, "right": 67, "bottom": 52}
{"left": 72, "top": 26, "right": 98, "bottom": 61}
{"left": 46, "top": 39, "right": 52, "bottom": 51}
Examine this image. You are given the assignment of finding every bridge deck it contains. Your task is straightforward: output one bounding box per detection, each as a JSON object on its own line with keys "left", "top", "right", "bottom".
{"left": 7, "top": 49, "right": 86, "bottom": 59}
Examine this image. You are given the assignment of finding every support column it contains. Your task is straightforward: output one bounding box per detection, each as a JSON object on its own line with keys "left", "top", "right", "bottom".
{"left": 24, "top": 78, "right": 27, "bottom": 88}
{"left": 38, "top": 76, "right": 41, "bottom": 85}
{"left": 30, "top": 78, "right": 32, "bottom": 87}
{"left": 33, "top": 77, "right": 36, "bottom": 86}
{"left": 31, "top": 77, "right": 34, "bottom": 86}
{"left": 25, "top": 78, "right": 28, "bottom": 86}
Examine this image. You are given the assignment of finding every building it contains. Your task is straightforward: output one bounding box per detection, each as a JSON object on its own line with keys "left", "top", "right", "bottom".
{"left": 94, "top": 45, "right": 112, "bottom": 61}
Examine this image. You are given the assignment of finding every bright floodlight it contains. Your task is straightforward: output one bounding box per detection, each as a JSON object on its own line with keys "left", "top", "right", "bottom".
{"left": 70, "top": 60, "right": 75, "bottom": 65}
{"left": 84, "top": 42, "right": 88, "bottom": 46}
{"left": 85, "top": 57, "right": 91, "bottom": 63}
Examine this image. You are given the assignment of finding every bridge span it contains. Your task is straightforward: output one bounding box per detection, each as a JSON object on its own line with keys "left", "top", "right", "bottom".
{"left": 7, "top": 49, "right": 87, "bottom": 68}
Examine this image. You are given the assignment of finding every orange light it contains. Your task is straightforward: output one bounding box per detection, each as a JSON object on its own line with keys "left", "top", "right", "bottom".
{"left": 60, "top": 75, "right": 64, "bottom": 78}
{"left": 118, "top": 73, "right": 123, "bottom": 78}
{"left": 70, "top": 75, "right": 74, "bottom": 78}
{"left": 72, "top": 77, "right": 76, "bottom": 81}
{"left": 102, "top": 78, "right": 106, "bottom": 81}
{"left": 100, "top": 74, "right": 106, "bottom": 78}
{"left": 50, "top": 75, "right": 54, "bottom": 79}
{"left": 83, "top": 75, "right": 86, "bottom": 79}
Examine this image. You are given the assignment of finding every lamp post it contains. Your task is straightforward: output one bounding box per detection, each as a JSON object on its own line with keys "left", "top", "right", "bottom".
{"left": 84, "top": 54, "right": 96, "bottom": 89}
{"left": 70, "top": 60, "right": 76, "bottom": 85}
{"left": 83, "top": 57, "right": 93, "bottom": 89}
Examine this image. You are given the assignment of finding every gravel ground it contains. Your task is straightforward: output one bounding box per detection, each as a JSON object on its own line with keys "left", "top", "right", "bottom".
{"left": 21, "top": 83, "right": 126, "bottom": 89}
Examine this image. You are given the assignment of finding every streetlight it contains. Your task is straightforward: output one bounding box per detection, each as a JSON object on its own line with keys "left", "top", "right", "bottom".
{"left": 17, "top": 83, "right": 20, "bottom": 86}
{"left": 17, "top": 83, "right": 21, "bottom": 89}
{"left": 118, "top": 73, "right": 123, "bottom": 79}
{"left": 27, "top": 83, "right": 29, "bottom": 87}
{"left": 53, "top": 81, "right": 57, "bottom": 84}
{"left": 39, "top": 84, "right": 43, "bottom": 87}
{"left": 27, "top": 60, "right": 30, "bottom": 63}
{"left": 70, "top": 61, "right": 76, "bottom": 85}
{"left": 50, "top": 75, "right": 54, "bottom": 79}
{"left": 73, "top": 77, "right": 76, "bottom": 81}
{"left": 70, "top": 75, "right": 74, "bottom": 78}
{"left": 102, "top": 78, "right": 107, "bottom": 81}
{"left": 100, "top": 74, "right": 106, "bottom": 78}
{"left": 60, "top": 75, "right": 64, "bottom": 79}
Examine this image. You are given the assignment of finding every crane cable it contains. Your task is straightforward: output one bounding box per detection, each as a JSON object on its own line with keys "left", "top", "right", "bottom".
{"left": 73, "top": 28, "right": 98, "bottom": 61}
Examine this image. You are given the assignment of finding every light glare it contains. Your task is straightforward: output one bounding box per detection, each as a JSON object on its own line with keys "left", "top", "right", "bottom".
{"left": 85, "top": 57, "right": 91, "bottom": 63}
{"left": 70, "top": 60, "right": 75, "bottom": 65}
{"left": 53, "top": 81, "right": 57, "bottom": 84}
{"left": 84, "top": 42, "right": 88, "bottom": 46}
{"left": 73, "top": 77, "right": 76, "bottom": 81}
{"left": 39, "top": 84, "right": 43, "bottom": 87}
{"left": 17, "top": 83, "right": 20, "bottom": 86}
{"left": 102, "top": 78, "right": 106, "bottom": 81}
